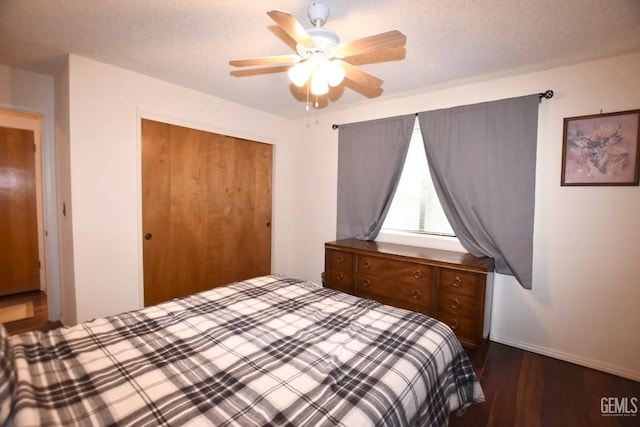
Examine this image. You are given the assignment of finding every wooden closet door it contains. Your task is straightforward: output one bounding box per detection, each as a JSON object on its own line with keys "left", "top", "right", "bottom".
{"left": 0, "top": 126, "right": 40, "bottom": 296}
{"left": 141, "top": 119, "right": 272, "bottom": 306}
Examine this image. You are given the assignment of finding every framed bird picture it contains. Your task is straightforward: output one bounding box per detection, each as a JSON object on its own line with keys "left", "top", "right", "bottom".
{"left": 561, "top": 109, "right": 640, "bottom": 186}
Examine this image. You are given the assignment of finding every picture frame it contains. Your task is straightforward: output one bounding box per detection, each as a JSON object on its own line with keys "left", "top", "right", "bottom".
{"left": 561, "top": 109, "right": 640, "bottom": 186}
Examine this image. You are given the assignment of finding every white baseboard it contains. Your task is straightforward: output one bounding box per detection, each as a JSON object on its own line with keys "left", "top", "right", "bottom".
{"left": 489, "top": 335, "right": 640, "bottom": 382}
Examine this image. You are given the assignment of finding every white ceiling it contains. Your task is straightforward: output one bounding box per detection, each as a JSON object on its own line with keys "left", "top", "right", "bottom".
{"left": 1, "top": 0, "right": 640, "bottom": 119}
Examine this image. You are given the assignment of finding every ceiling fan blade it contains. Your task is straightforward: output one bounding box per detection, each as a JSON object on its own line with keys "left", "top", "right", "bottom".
{"left": 267, "top": 9, "right": 316, "bottom": 47}
{"left": 340, "top": 61, "right": 383, "bottom": 88}
{"left": 229, "top": 55, "right": 300, "bottom": 67}
{"left": 336, "top": 30, "right": 406, "bottom": 58}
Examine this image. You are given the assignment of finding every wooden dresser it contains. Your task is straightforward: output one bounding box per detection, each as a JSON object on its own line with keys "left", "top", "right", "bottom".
{"left": 324, "top": 238, "right": 493, "bottom": 350}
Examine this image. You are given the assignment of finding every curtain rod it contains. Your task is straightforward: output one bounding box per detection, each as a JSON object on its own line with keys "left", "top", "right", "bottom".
{"left": 331, "top": 90, "right": 554, "bottom": 129}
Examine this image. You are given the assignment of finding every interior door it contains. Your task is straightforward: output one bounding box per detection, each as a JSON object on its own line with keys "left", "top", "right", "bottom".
{"left": 141, "top": 119, "right": 272, "bottom": 306}
{"left": 0, "top": 126, "right": 40, "bottom": 296}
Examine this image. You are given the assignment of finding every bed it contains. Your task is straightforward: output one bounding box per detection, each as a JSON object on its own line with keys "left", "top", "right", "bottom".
{"left": 1, "top": 275, "right": 483, "bottom": 426}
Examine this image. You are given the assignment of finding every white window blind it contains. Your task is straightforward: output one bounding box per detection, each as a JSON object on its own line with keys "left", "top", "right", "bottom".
{"left": 382, "top": 122, "right": 455, "bottom": 237}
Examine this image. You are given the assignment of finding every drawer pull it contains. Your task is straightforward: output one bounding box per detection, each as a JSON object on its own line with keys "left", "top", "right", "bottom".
{"left": 452, "top": 276, "right": 462, "bottom": 287}
{"left": 413, "top": 270, "right": 423, "bottom": 279}
{"left": 450, "top": 319, "right": 459, "bottom": 330}
{"left": 363, "top": 261, "right": 371, "bottom": 270}
{"left": 337, "top": 256, "right": 344, "bottom": 264}
{"left": 362, "top": 279, "right": 370, "bottom": 287}
{"left": 412, "top": 290, "right": 421, "bottom": 300}
{"left": 451, "top": 298, "right": 460, "bottom": 309}
{"left": 336, "top": 272, "right": 344, "bottom": 281}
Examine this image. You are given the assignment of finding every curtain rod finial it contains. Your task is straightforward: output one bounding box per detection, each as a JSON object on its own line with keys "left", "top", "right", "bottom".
{"left": 539, "top": 90, "right": 554, "bottom": 100}
{"left": 332, "top": 124, "right": 339, "bottom": 129}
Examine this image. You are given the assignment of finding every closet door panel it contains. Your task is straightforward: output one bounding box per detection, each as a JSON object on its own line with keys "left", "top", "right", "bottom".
{"left": 142, "top": 120, "right": 272, "bottom": 306}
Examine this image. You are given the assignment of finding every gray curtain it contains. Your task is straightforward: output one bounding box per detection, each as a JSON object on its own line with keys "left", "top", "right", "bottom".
{"left": 337, "top": 114, "right": 415, "bottom": 240}
{"left": 418, "top": 95, "right": 539, "bottom": 288}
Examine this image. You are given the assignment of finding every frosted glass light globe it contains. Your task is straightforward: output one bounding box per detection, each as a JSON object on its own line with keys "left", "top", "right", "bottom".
{"left": 288, "top": 62, "right": 311, "bottom": 87}
{"left": 323, "top": 60, "right": 345, "bottom": 87}
{"left": 310, "top": 73, "right": 329, "bottom": 95}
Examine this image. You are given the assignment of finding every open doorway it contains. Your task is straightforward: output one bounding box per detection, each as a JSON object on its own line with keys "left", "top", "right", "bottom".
{"left": 0, "top": 110, "right": 47, "bottom": 323}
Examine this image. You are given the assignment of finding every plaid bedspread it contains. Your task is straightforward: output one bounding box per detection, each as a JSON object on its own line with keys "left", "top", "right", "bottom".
{"left": 5, "top": 275, "right": 483, "bottom": 426}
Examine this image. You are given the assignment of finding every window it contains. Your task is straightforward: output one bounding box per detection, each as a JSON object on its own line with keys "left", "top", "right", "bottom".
{"left": 381, "top": 122, "right": 455, "bottom": 237}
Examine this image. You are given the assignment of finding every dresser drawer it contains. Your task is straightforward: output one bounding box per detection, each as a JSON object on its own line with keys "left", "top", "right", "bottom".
{"left": 358, "top": 255, "right": 433, "bottom": 286}
{"left": 357, "top": 289, "right": 431, "bottom": 316}
{"left": 439, "top": 268, "right": 483, "bottom": 298}
{"left": 324, "top": 249, "right": 354, "bottom": 293}
{"left": 327, "top": 249, "right": 353, "bottom": 269}
{"left": 438, "top": 292, "right": 478, "bottom": 318}
{"left": 325, "top": 270, "right": 353, "bottom": 293}
{"left": 356, "top": 273, "right": 433, "bottom": 313}
{"left": 437, "top": 313, "right": 479, "bottom": 347}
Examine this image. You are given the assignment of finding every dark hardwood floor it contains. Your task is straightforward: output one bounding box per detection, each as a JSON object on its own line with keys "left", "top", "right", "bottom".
{"left": 1, "top": 292, "right": 638, "bottom": 426}
{"left": 450, "top": 341, "right": 640, "bottom": 427}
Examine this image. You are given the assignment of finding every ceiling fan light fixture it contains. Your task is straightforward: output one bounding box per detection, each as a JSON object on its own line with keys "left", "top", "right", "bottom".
{"left": 230, "top": 4, "right": 407, "bottom": 109}
{"left": 310, "top": 72, "right": 329, "bottom": 95}
{"left": 288, "top": 62, "right": 311, "bottom": 87}
{"left": 322, "top": 60, "right": 345, "bottom": 87}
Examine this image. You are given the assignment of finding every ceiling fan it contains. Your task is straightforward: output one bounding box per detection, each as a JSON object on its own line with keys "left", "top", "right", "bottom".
{"left": 229, "top": 3, "right": 406, "bottom": 107}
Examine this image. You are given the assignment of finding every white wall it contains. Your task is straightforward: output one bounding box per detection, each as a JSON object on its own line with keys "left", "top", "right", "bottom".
{"left": 62, "top": 55, "right": 300, "bottom": 323}
{"left": 0, "top": 65, "right": 62, "bottom": 322}
{"left": 293, "top": 52, "right": 640, "bottom": 380}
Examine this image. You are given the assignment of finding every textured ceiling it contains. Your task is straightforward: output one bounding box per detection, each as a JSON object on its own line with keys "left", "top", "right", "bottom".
{"left": 1, "top": 0, "right": 640, "bottom": 119}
